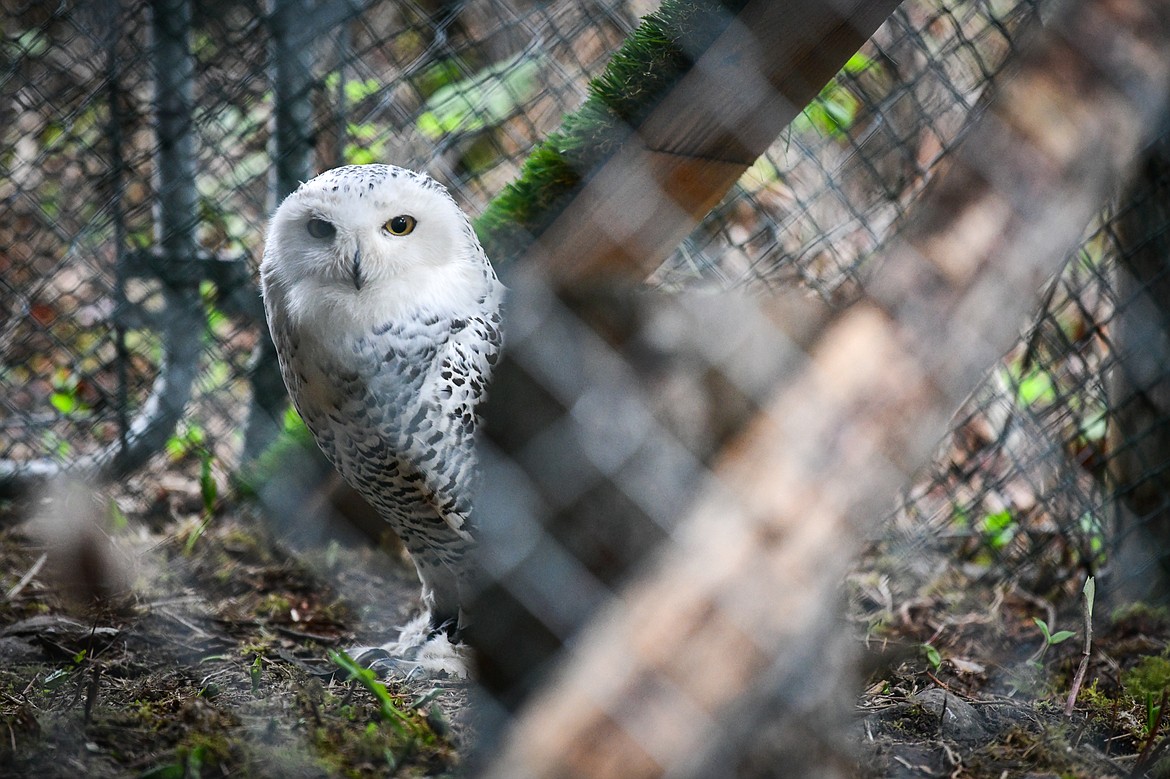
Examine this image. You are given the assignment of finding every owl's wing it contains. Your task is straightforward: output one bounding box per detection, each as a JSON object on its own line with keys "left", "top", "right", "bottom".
{"left": 401, "top": 311, "right": 502, "bottom": 541}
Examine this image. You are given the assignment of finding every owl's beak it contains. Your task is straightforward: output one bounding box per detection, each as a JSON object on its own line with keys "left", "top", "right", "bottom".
{"left": 351, "top": 248, "right": 364, "bottom": 291}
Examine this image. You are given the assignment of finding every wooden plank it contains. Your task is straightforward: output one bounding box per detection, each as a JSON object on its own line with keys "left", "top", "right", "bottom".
{"left": 531, "top": 0, "right": 903, "bottom": 286}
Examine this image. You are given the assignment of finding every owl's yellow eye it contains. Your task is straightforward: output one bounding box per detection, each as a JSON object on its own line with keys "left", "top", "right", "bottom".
{"left": 384, "top": 215, "right": 417, "bottom": 236}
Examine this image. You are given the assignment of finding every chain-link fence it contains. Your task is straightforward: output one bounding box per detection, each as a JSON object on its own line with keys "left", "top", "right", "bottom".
{"left": 4, "top": 0, "right": 1170, "bottom": 775}
{"left": 1, "top": 0, "right": 641, "bottom": 487}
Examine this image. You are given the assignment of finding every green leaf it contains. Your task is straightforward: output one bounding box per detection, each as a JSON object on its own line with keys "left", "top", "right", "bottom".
{"left": 843, "top": 52, "right": 875, "bottom": 74}
{"left": 186, "top": 744, "right": 206, "bottom": 778}
{"left": 415, "top": 112, "right": 443, "bottom": 140}
{"left": 1080, "top": 411, "right": 1107, "bottom": 444}
{"left": 1084, "top": 576, "right": 1096, "bottom": 615}
{"left": 166, "top": 423, "right": 205, "bottom": 460}
{"left": 1013, "top": 367, "right": 1056, "bottom": 407}
{"left": 344, "top": 77, "right": 382, "bottom": 104}
{"left": 323, "top": 73, "right": 383, "bottom": 104}
{"left": 199, "top": 451, "right": 218, "bottom": 516}
{"left": 43, "top": 668, "right": 71, "bottom": 690}
{"left": 328, "top": 649, "right": 416, "bottom": 737}
{"left": 344, "top": 145, "right": 378, "bottom": 166}
{"left": 418, "top": 58, "right": 463, "bottom": 95}
{"left": 416, "top": 54, "right": 543, "bottom": 140}
{"left": 980, "top": 510, "right": 1015, "bottom": 550}
{"left": 184, "top": 517, "right": 211, "bottom": 556}
{"left": 1032, "top": 617, "right": 1052, "bottom": 642}
{"left": 50, "top": 390, "right": 78, "bottom": 415}
{"left": 108, "top": 500, "right": 129, "bottom": 531}
{"left": 1048, "top": 630, "right": 1076, "bottom": 645}
{"left": 923, "top": 644, "right": 941, "bottom": 669}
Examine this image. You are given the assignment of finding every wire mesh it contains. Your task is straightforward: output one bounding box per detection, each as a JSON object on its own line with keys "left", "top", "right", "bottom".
{"left": 3, "top": 0, "right": 1170, "bottom": 775}
{"left": 1, "top": 0, "right": 641, "bottom": 484}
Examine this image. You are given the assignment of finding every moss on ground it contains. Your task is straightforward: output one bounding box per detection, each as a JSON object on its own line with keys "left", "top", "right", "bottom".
{"left": 0, "top": 505, "right": 463, "bottom": 778}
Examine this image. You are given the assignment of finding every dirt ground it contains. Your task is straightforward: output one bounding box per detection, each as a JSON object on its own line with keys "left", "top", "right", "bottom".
{"left": 0, "top": 469, "right": 468, "bottom": 778}
{"left": 3, "top": 468, "right": 1170, "bottom": 778}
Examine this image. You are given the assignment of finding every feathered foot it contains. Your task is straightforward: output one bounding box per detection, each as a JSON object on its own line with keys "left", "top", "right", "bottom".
{"left": 350, "top": 612, "right": 470, "bottom": 678}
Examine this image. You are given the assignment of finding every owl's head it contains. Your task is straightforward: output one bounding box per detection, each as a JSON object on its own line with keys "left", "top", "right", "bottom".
{"left": 261, "top": 164, "right": 495, "bottom": 325}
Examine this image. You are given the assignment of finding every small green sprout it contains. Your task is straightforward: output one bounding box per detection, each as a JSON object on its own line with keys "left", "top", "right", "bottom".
{"left": 250, "top": 655, "right": 263, "bottom": 695}
{"left": 1033, "top": 617, "right": 1076, "bottom": 649}
{"left": 1031, "top": 617, "right": 1076, "bottom": 668}
{"left": 923, "top": 643, "right": 942, "bottom": 670}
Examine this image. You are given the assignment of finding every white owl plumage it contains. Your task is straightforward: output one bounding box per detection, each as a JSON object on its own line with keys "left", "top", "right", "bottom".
{"left": 260, "top": 164, "right": 503, "bottom": 671}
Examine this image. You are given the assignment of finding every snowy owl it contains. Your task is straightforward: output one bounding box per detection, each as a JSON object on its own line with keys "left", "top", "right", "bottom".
{"left": 260, "top": 164, "right": 503, "bottom": 673}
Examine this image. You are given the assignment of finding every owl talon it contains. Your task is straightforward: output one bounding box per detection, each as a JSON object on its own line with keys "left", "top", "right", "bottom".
{"left": 344, "top": 612, "right": 469, "bottom": 678}
{"left": 428, "top": 615, "right": 461, "bottom": 643}
{"left": 349, "top": 645, "right": 396, "bottom": 667}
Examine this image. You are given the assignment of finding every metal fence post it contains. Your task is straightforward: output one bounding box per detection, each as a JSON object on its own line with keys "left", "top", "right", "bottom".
{"left": 240, "top": 0, "right": 319, "bottom": 462}
{"left": 103, "top": 0, "right": 204, "bottom": 478}
{"left": 0, "top": 0, "right": 204, "bottom": 494}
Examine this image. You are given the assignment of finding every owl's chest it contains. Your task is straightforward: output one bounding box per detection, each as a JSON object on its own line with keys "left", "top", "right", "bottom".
{"left": 280, "top": 319, "right": 442, "bottom": 420}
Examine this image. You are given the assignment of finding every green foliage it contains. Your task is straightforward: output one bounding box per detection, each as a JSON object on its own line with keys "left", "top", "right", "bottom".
{"left": 50, "top": 367, "right": 88, "bottom": 417}
{"left": 1027, "top": 616, "right": 1075, "bottom": 673}
{"left": 922, "top": 643, "right": 942, "bottom": 670}
{"left": 42, "top": 667, "right": 71, "bottom": 692}
{"left": 1077, "top": 513, "right": 1107, "bottom": 566}
{"left": 166, "top": 422, "right": 206, "bottom": 461}
{"left": 174, "top": 443, "right": 218, "bottom": 555}
{"left": 328, "top": 650, "right": 428, "bottom": 741}
{"left": 417, "top": 58, "right": 462, "bottom": 96}
{"left": 42, "top": 648, "right": 89, "bottom": 693}
{"left": 233, "top": 406, "right": 316, "bottom": 499}
{"left": 199, "top": 281, "right": 230, "bottom": 337}
{"left": 416, "top": 53, "right": 543, "bottom": 140}
{"left": 978, "top": 509, "right": 1016, "bottom": 550}
{"left": 1123, "top": 656, "right": 1170, "bottom": 703}
{"left": 793, "top": 52, "right": 875, "bottom": 137}
{"left": 108, "top": 499, "right": 129, "bottom": 531}
{"left": 1122, "top": 655, "right": 1170, "bottom": 737}
{"left": 323, "top": 68, "right": 475, "bottom": 165}
{"left": 7, "top": 28, "right": 50, "bottom": 58}
{"left": 1032, "top": 617, "right": 1075, "bottom": 648}
{"left": 42, "top": 430, "right": 71, "bottom": 459}
{"left": 141, "top": 742, "right": 217, "bottom": 779}
{"left": 344, "top": 122, "right": 388, "bottom": 166}
{"left": 470, "top": 3, "right": 881, "bottom": 266}
{"left": 1004, "top": 364, "right": 1057, "bottom": 407}
{"left": 250, "top": 655, "right": 263, "bottom": 695}
{"left": 1079, "top": 410, "right": 1107, "bottom": 447}
{"left": 324, "top": 72, "right": 383, "bottom": 105}
{"left": 199, "top": 448, "right": 218, "bottom": 517}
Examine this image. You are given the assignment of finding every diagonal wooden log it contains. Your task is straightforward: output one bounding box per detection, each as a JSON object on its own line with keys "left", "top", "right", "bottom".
{"left": 530, "top": 0, "right": 902, "bottom": 286}
{"left": 472, "top": 0, "right": 900, "bottom": 706}
{"left": 480, "top": 0, "right": 1170, "bottom": 776}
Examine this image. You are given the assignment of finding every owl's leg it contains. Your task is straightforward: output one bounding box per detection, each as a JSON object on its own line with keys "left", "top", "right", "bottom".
{"left": 414, "top": 557, "right": 464, "bottom": 642}
{"left": 348, "top": 539, "right": 471, "bottom": 677}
